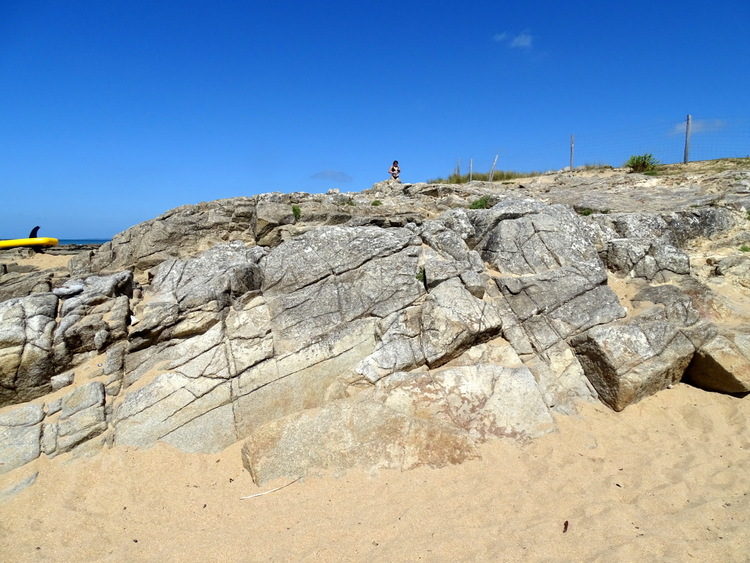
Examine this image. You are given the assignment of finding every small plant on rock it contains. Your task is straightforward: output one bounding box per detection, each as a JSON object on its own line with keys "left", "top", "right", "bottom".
{"left": 625, "top": 153, "right": 659, "bottom": 174}
{"left": 469, "top": 195, "right": 491, "bottom": 209}
{"left": 578, "top": 208, "right": 593, "bottom": 216}
{"left": 740, "top": 244, "right": 750, "bottom": 252}
{"left": 371, "top": 200, "right": 383, "bottom": 206}
{"left": 292, "top": 205, "right": 301, "bottom": 221}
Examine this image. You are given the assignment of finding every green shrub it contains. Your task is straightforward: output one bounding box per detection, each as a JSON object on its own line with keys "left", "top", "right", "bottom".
{"left": 469, "top": 195, "right": 491, "bottom": 209}
{"left": 292, "top": 205, "right": 301, "bottom": 221}
{"left": 578, "top": 208, "right": 593, "bottom": 216}
{"left": 741, "top": 245, "right": 750, "bottom": 252}
{"left": 625, "top": 153, "right": 659, "bottom": 173}
{"left": 371, "top": 200, "right": 383, "bottom": 206}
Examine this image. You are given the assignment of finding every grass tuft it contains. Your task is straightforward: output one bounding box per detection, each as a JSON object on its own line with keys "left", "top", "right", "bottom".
{"left": 625, "top": 153, "right": 659, "bottom": 174}
{"left": 469, "top": 195, "right": 492, "bottom": 209}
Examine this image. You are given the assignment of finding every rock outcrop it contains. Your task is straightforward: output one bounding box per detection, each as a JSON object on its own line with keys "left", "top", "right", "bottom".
{"left": 2, "top": 160, "right": 749, "bottom": 489}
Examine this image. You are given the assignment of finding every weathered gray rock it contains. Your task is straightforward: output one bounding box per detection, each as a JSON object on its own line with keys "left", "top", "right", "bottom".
{"left": 607, "top": 239, "right": 690, "bottom": 280}
{"left": 420, "top": 277, "right": 504, "bottom": 366}
{"left": 69, "top": 198, "right": 258, "bottom": 277}
{"left": 129, "top": 241, "right": 263, "bottom": 350}
{"left": 0, "top": 269, "right": 55, "bottom": 302}
{"left": 114, "top": 370, "right": 233, "bottom": 453}
{"left": 475, "top": 202, "right": 597, "bottom": 276}
{"left": 715, "top": 254, "right": 750, "bottom": 287}
{"left": 377, "top": 365, "right": 555, "bottom": 440}
{"left": 56, "top": 381, "right": 107, "bottom": 454}
{"left": 571, "top": 313, "right": 698, "bottom": 411}
{"left": 0, "top": 294, "right": 58, "bottom": 407}
{"left": 592, "top": 212, "right": 678, "bottom": 245}
{"left": 241, "top": 363, "right": 554, "bottom": 485}
{"left": 241, "top": 397, "right": 479, "bottom": 485}
{"left": 632, "top": 284, "right": 702, "bottom": 326}
{"left": 262, "top": 226, "right": 422, "bottom": 353}
{"left": 685, "top": 329, "right": 750, "bottom": 394}
{"left": 53, "top": 271, "right": 133, "bottom": 369}
{"left": 233, "top": 317, "right": 377, "bottom": 435}
{"left": 664, "top": 208, "right": 737, "bottom": 247}
{"left": 0, "top": 403, "right": 43, "bottom": 473}
{"left": 3, "top": 163, "right": 749, "bottom": 483}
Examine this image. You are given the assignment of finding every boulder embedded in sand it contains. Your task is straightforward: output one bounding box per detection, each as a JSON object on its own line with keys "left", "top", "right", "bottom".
{"left": 571, "top": 314, "right": 698, "bottom": 411}
{"left": 685, "top": 330, "right": 750, "bottom": 394}
{"left": 241, "top": 364, "right": 554, "bottom": 484}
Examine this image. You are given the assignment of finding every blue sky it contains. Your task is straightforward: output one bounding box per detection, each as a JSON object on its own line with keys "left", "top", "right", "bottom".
{"left": 2, "top": 1, "right": 749, "bottom": 239}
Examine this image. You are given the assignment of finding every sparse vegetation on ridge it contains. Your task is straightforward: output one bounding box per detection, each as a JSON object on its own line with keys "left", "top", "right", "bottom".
{"left": 428, "top": 169, "right": 540, "bottom": 184}
{"left": 625, "top": 153, "right": 660, "bottom": 174}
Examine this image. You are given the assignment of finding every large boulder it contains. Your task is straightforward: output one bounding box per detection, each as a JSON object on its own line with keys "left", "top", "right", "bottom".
{"left": 685, "top": 329, "right": 750, "bottom": 394}
{"left": 241, "top": 364, "right": 554, "bottom": 485}
{"left": 0, "top": 294, "right": 58, "bottom": 407}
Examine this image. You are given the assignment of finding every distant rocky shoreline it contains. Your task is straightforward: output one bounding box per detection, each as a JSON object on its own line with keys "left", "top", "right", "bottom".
{"left": 44, "top": 242, "right": 104, "bottom": 255}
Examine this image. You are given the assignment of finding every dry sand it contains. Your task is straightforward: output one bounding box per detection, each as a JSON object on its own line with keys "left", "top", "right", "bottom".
{"left": 1, "top": 383, "right": 747, "bottom": 562}
{"left": 0, "top": 252, "right": 72, "bottom": 270}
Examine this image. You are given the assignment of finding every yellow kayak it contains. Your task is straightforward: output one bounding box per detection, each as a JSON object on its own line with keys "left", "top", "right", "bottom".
{"left": 0, "top": 237, "right": 59, "bottom": 250}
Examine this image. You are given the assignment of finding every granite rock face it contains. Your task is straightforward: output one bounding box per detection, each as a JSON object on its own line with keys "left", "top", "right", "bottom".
{"left": 2, "top": 162, "right": 749, "bottom": 487}
{"left": 0, "top": 294, "right": 58, "bottom": 407}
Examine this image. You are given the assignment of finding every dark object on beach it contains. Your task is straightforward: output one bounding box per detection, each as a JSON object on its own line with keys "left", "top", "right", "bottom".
{"left": 563, "top": 520, "right": 569, "bottom": 533}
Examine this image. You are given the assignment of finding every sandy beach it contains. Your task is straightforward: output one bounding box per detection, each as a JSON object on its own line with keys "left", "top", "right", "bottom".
{"left": 1, "top": 382, "right": 747, "bottom": 562}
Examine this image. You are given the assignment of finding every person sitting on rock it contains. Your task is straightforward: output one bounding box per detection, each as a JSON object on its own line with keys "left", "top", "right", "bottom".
{"left": 389, "top": 160, "right": 401, "bottom": 181}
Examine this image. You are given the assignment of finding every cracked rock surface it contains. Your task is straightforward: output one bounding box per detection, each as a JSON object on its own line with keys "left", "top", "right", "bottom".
{"left": 1, "top": 160, "right": 749, "bottom": 487}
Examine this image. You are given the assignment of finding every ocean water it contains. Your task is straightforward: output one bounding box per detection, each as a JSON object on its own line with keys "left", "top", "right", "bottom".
{"left": 58, "top": 239, "right": 111, "bottom": 245}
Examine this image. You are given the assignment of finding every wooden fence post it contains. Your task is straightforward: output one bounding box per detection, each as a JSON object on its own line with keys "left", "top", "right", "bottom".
{"left": 570, "top": 134, "right": 575, "bottom": 170}
{"left": 489, "top": 155, "right": 498, "bottom": 181}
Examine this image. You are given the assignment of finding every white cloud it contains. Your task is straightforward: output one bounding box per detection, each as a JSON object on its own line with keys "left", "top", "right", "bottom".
{"left": 510, "top": 33, "right": 533, "bottom": 49}
{"left": 493, "top": 31, "right": 533, "bottom": 49}
{"left": 310, "top": 170, "right": 353, "bottom": 183}
{"left": 669, "top": 118, "right": 728, "bottom": 135}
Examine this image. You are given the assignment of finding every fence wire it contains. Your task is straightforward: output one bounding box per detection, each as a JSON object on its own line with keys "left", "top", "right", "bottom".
{"left": 460, "top": 116, "right": 750, "bottom": 175}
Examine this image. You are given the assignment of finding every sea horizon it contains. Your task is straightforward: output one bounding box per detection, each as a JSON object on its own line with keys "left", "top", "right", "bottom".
{"left": 58, "top": 239, "right": 111, "bottom": 245}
